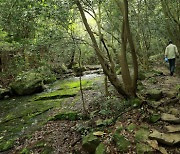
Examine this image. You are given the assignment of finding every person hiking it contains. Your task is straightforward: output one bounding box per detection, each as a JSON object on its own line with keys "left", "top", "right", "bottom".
{"left": 165, "top": 40, "right": 179, "bottom": 76}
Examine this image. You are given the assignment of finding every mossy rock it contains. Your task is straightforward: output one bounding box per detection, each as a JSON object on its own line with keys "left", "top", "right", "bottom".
{"left": 146, "top": 89, "right": 163, "bottom": 101}
{"left": 149, "top": 114, "right": 161, "bottom": 123}
{"left": 34, "top": 88, "right": 78, "bottom": 101}
{"left": 113, "top": 133, "right": 130, "bottom": 152}
{"left": 135, "top": 129, "right": 150, "bottom": 142}
{"left": 95, "top": 143, "right": 106, "bottom": 154}
{"left": 10, "top": 71, "right": 44, "bottom": 95}
{"left": 82, "top": 133, "right": 100, "bottom": 153}
{"left": 136, "top": 143, "right": 153, "bottom": 154}
{"left": 50, "top": 112, "right": 87, "bottom": 121}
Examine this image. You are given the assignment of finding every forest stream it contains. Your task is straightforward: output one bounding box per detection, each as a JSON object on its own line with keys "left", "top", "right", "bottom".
{"left": 0, "top": 71, "right": 104, "bottom": 153}
{"left": 0, "top": 65, "right": 180, "bottom": 154}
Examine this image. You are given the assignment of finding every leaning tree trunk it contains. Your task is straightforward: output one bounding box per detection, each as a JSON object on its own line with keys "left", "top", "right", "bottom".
{"left": 75, "top": 0, "right": 129, "bottom": 98}
{"left": 114, "top": 0, "right": 138, "bottom": 97}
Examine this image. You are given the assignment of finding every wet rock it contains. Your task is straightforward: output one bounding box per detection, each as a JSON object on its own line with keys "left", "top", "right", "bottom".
{"left": 165, "top": 125, "right": 180, "bottom": 133}
{"left": 33, "top": 89, "right": 77, "bottom": 101}
{"left": 149, "top": 129, "right": 180, "bottom": 146}
{"left": 161, "top": 113, "right": 180, "bottom": 124}
{"left": 82, "top": 133, "right": 100, "bottom": 153}
{"left": 146, "top": 89, "right": 163, "bottom": 101}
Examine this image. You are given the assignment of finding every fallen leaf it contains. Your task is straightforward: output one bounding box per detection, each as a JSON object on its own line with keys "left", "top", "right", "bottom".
{"left": 93, "top": 131, "right": 106, "bottom": 136}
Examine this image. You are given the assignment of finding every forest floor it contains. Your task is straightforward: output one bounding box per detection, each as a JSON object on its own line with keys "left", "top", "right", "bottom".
{"left": 1, "top": 63, "right": 180, "bottom": 154}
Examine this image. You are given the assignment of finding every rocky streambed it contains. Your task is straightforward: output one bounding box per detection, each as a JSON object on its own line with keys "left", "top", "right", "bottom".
{"left": 0, "top": 72, "right": 103, "bottom": 152}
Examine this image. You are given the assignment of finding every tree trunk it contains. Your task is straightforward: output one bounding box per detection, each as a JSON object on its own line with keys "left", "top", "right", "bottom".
{"left": 75, "top": 0, "right": 129, "bottom": 98}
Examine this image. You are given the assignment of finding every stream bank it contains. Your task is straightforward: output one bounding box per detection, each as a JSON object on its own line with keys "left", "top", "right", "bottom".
{"left": 0, "top": 65, "right": 180, "bottom": 154}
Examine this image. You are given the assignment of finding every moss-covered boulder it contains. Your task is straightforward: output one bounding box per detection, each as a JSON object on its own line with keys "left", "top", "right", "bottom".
{"left": 10, "top": 71, "right": 44, "bottom": 95}
{"left": 113, "top": 133, "right": 130, "bottom": 152}
{"left": 82, "top": 133, "right": 100, "bottom": 153}
{"left": 146, "top": 89, "right": 163, "bottom": 101}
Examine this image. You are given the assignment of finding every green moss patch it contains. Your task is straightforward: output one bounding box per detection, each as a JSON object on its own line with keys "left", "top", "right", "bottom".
{"left": 51, "top": 79, "right": 93, "bottom": 90}
{"left": 96, "top": 118, "right": 114, "bottom": 127}
{"left": 135, "top": 129, "right": 150, "bottom": 142}
{"left": 33, "top": 79, "right": 93, "bottom": 101}
{"left": 127, "top": 123, "right": 137, "bottom": 132}
{"left": 0, "top": 138, "right": 15, "bottom": 152}
{"left": 33, "top": 89, "right": 78, "bottom": 101}
{"left": 95, "top": 143, "right": 106, "bottom": 154}
{"left": 50, "top": 112, "right": 88, "bottom": 121}
{"left": 113, "top": 133, "right": 131, "bottom": 152}
{"left": 136, "top": 143, "right": 153, "bottom": 154}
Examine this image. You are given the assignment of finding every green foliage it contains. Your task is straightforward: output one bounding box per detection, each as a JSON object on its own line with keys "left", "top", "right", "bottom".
{"left": 136, "top": 143, "right": 153, "bottom": 154}
{"left": 50, "top": 112, "right": 87, "bottom": 121}
{"left": 95, "top": 143, "right": 106, "bottom": 154}
{"left": 113, "top": 133, "right": 131, "bottom": 152}
{"left": 0, "top": 139, "right": 15, "bottom": 152}
{"left": 149, "top": 114, "right": 161, "bottom": 123}
{"left": 127, "top": 123, "right": 137, "bottom": 132}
